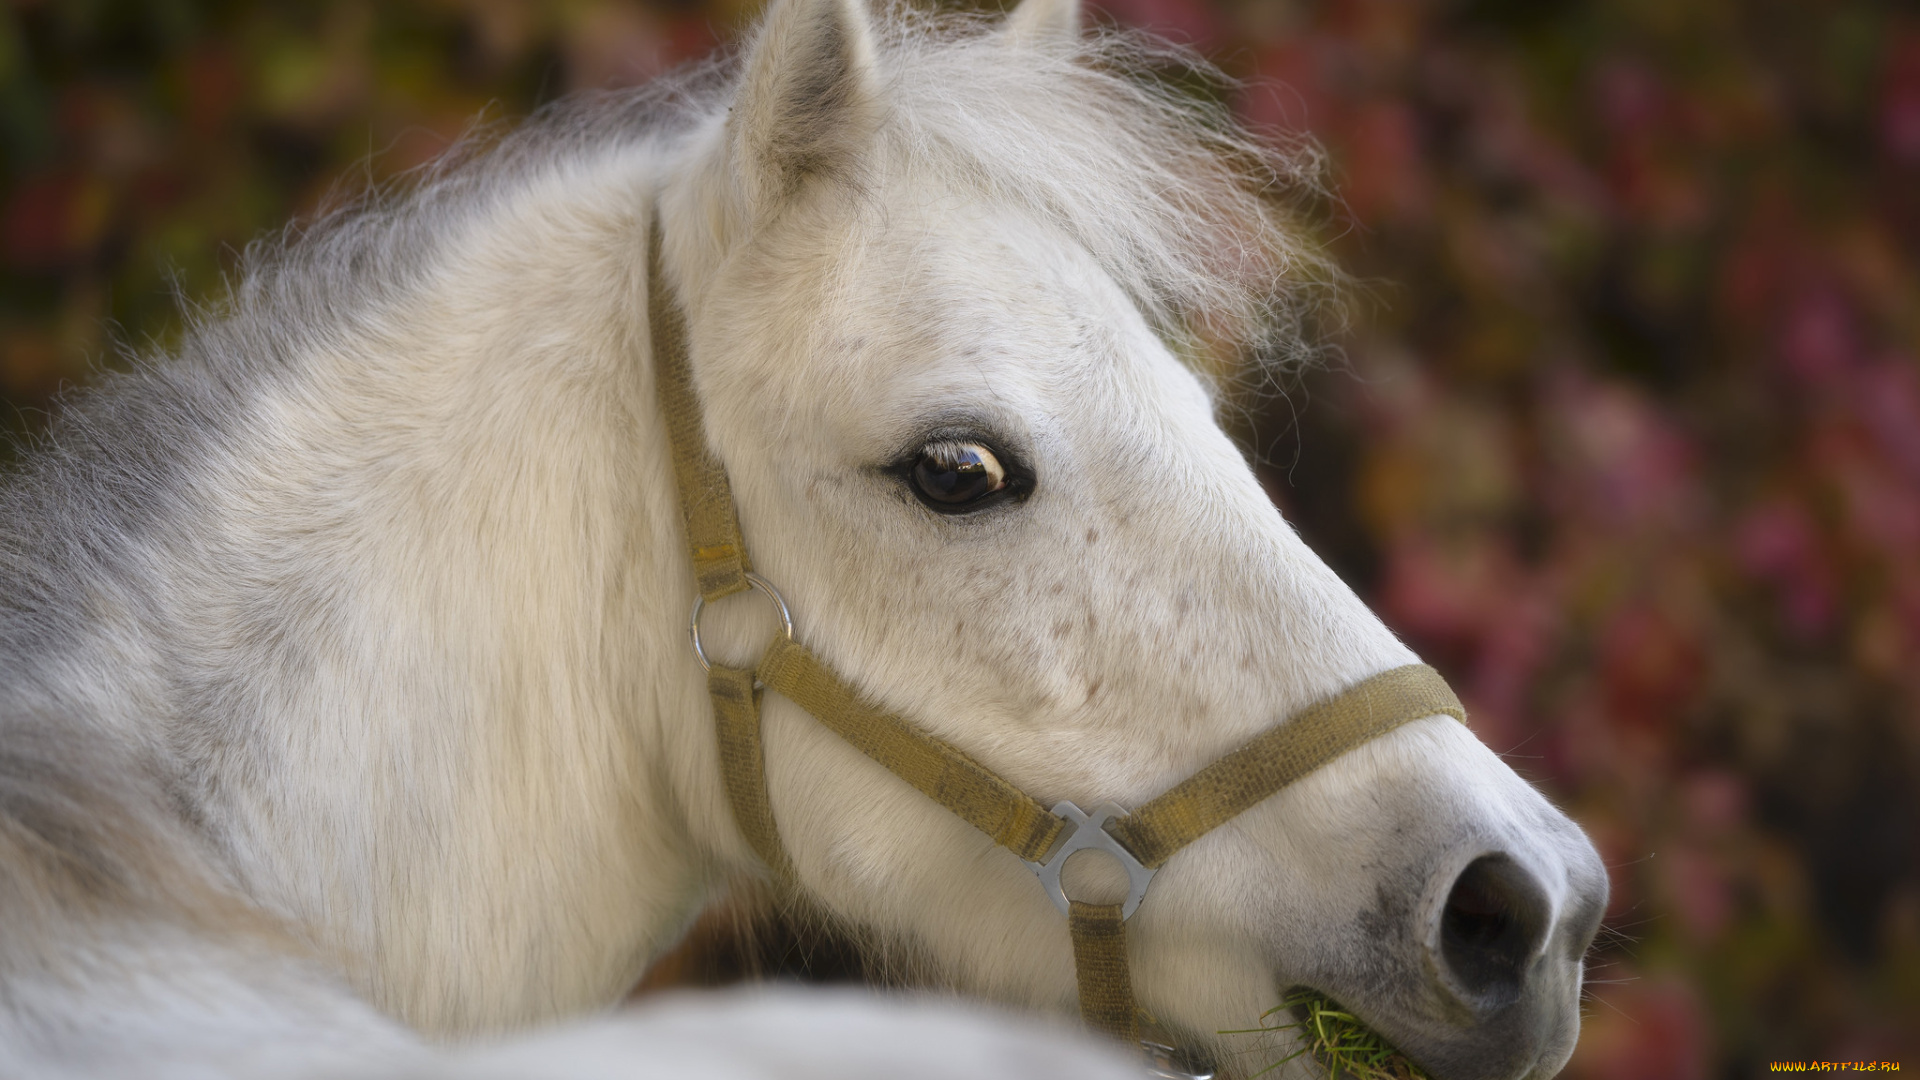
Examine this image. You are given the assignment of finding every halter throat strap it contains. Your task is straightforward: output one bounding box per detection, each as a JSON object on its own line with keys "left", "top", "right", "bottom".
{"left": 645, "top": 215, "right": 1467, "bottom": 1047}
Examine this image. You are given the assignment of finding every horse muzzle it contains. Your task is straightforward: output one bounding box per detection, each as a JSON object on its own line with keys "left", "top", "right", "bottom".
{"left": 1280, "top": 833, "right": 1609, "bottom": 1080}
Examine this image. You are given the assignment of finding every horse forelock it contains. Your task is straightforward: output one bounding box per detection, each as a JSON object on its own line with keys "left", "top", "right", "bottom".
{"left": 867, "top": 11, "right": 1342, "bottom": 386}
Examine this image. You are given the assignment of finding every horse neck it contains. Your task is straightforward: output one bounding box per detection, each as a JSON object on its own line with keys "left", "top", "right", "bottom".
{"left": 72, "top": 141, "right": 753, "bottom": 1033}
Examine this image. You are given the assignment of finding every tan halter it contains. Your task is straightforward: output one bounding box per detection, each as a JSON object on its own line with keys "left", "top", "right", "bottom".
{"left": 647, "top": 218, "right": 1467, "bottom": 1048}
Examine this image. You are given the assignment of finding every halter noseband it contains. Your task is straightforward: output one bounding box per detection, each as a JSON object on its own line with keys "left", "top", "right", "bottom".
{"left": 647, "top": 218, "right": 1466, "bottom": 1051}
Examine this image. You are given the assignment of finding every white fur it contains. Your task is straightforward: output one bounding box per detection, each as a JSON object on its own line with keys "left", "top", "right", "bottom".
{"left": 0, "top": 1, "right": 1604, "bottom": 1077}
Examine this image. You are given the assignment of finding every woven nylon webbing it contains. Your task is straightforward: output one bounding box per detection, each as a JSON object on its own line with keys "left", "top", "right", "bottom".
{"left": 647, "top": 219, "right": 752, "bottom": 602}
{"left": 708, "top": 663, "right": 795, "bottom": 880}
{"left": 1068, "top": 902, "right": 1137, "bottom": 1043}
{"left": 758, "top": 635, "right": 1067, "bottom": 863}
{"left": 1107, "top": 664, "right": 1464, "bottom": 868}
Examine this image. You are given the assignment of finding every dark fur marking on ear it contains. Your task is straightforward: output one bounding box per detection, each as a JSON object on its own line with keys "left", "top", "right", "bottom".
{"left": 735, "top": 0, "right": 880, "bottom": 213}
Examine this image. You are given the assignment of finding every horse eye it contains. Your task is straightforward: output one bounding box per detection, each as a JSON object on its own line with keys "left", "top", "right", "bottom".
{"left": 909, "top": 440, "right": 1011, "bottom": 512}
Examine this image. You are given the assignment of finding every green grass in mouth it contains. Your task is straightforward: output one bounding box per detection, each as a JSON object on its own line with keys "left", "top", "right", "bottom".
{"left": 1221, "top": 988, "right": 1433, "bottom": 1080}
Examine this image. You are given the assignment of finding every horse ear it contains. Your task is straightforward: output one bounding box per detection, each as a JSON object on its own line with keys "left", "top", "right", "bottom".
{"left": 1002, "top": 0, "right": 1081, "bottom": 47}
{"left": 728, "top": 0, "right": 882, "bottom": 223}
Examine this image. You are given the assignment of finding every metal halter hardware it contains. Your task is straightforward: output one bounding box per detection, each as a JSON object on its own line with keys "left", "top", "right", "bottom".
{"left": 1027, "top": 802, "right": 1157, "bottom": 920}
{"left": 688, "top": 572, "right": 793, "bottom": 675}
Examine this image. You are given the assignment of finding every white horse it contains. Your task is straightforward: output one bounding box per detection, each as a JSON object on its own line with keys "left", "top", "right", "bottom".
{"left": 0, "top": 0, "right": 1607, "bottom": 1076}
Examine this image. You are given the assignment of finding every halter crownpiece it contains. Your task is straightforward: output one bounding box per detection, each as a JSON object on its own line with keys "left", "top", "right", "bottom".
{"left": 645, "top": 216, "right": 1468, "bottom": 1054}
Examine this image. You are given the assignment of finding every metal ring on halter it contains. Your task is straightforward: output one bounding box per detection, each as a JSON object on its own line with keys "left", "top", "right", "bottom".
{"left": 688, "top": 572, "right": 794, "bottom": 674}
{"left": 1026, "top": 801, "right": 1157, "bottom": 920}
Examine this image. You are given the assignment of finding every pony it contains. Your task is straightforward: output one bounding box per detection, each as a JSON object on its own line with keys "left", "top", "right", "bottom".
{"left": 0, "top": 0, "right": 1608, "bottom": 1076}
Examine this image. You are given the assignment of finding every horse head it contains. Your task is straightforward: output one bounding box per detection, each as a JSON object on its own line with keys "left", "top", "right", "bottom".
{"left": 651, "top": 0, "right": 1609, "bottom": 1077}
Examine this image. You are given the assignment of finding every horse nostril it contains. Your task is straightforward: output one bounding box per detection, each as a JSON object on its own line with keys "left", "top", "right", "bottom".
{"left": 1438, "top": 855, "right": 1550, "bottom": 1007}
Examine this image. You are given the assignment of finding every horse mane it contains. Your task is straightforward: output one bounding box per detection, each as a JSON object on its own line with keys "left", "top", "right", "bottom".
{"left": 177, "top": 5, "right": 1335, "bottom": 403}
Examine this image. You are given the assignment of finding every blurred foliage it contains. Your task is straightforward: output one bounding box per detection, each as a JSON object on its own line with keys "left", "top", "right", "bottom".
{"left": 2, "top": 0, "right": 1916, "bottom": 1076}
{"left": 1236, "top": 2, "right": 1920, "bottom": 1075}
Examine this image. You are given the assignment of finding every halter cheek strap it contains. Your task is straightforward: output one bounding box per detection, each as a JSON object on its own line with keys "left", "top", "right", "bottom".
{"left": 646, "top": 217, "right": 1467, "bottom": 1047}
